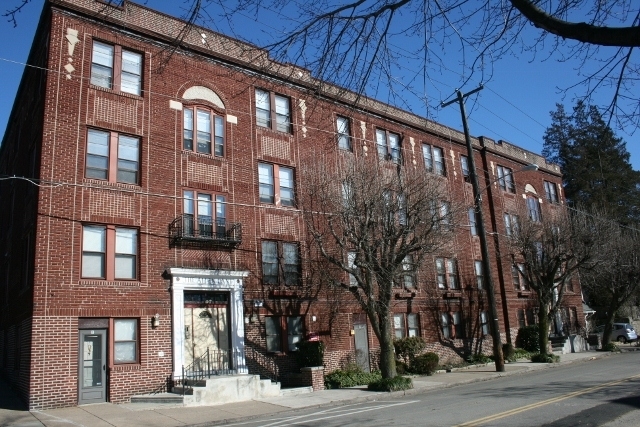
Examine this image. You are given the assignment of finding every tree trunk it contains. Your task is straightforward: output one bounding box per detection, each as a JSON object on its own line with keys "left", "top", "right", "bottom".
{"left": 378, "top": 319, "right": 397, "bottom": 378}
{"left": 538, "top": 303, "right": 550, "bottom": 356}
{"left": 601, "top": 306, "right": 617, "bottom": 346}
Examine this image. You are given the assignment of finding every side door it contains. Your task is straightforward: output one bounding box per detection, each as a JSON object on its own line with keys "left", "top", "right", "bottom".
{"left": 78, "top": 329, "right": 107, "bottom": 405}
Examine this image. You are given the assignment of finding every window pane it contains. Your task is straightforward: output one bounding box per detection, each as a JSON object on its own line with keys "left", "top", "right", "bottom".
{"left": 388, "top": 132, "right": 400, "bottom": 163}
{"left": 196, "top": 109, "right": 211, "bottom": 154}
{"left": 433, "top": 147, "right": 444, "bottom": 175}
{"left": 115, "top": 319, "right": 136, "bottom": 340}
{"left": 115, "top": 255, "right": 136, "bottom": 279}
{"left": 87, "top": 130, "right": 109, "bottom": 180}
{"left": 262, "top": 241, "right": 278, "bottom": 284}
{"left": 183, "top": 191, "right": 194, "bottom": 214}
{"left": 287, "top": 316, "right": 303, "bottom": 335}
{"left": 279, "top": 167, "right": 294, "bottom": 206}
{"left": 117, "top": 135, "right": 139, "bottom": 184}
{"left": 114, "top": 342, "right": 136, "bottom": 363}
{"left": 259, "top": 163, "right": 274, "bottom": 203}
{"left": 461, "top": 155, "right": 469, "bottom": 177}
{"left": 115, "top": 228, "right": 136, "bottom": 255}
{"left": 256, "top": 89, "right": 270, "bottom": 128}
{"left": 83, "top": 226, "right": 105, "bottom": 252}
{"left": 92, "top": 41, "right": 113, "bottom": 67}
{"left": 265, "top": 317, "right": 282, "bottom": 352}
{"left": 122, "top": 50, "right": 141, "bottom": 73}
{"left": 82, "top": 253, "right": 105, "bottom": 278}
{"left": 423, "top": 145, "right": 433, "bottom": 172}
{"left": 91, "top": 41, "right": 113, "bottom": 88}
{"left": 337, "top": 116, "right": 351, "bottom": 150}
{"left": 376, "top": 129, "right": 387, "bottom": 159}
{"left": 468, "top": 208, "right": 477, "bottom": 235}
{"left": 275, "top": 95, "right": 290, "bottom": 132}
{"left": 214, "top": 116, "right": 224, "bottom": 156}
{"left": 183, "top": 109, "right": 193, "bottom": 150}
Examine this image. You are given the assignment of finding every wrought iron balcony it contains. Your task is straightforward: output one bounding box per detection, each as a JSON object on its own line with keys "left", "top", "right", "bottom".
{"left": 169, "top": 215, "right": 242, "bottom": 249}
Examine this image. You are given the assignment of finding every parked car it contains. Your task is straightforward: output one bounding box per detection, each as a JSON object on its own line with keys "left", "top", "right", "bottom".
{"left": 594, "top": 323, "right": 638, "bottom": 343}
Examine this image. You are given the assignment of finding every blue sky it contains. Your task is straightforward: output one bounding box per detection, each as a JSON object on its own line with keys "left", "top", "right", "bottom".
{"left": 1, "top": 0, "right": 638, "bottom": 169}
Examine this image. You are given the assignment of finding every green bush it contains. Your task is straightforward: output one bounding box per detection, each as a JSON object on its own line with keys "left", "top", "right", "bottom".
{"left": 395, "top": 360, "right": 408, "bottom": 375}
{"left": 531, "top": 353, "right": 560, "bottom": 363}
{"left": 367, "top": 376, "right": 413, "bottom": 391}
{"left": 502, "top": 343, "right": 516, "bottom": 361}
{"left": 411, "top": 352, "right": 439, "bottom": 375}
{"left": 513, "top": 348, "right": 531, "bottom": 360}
{"left": 324, "top": 366, "right": 382, "bottom": 389}
{"left": 296, "top": 340, "right": 325, "bottom": 367}
{"left": 394, "top": 337, "right": 426, "bottom": 364}
{"left": 516, "top": 325, "right": 540, "bottom": 353}
{"left": 600, "top": 342, "right": 620, "bottom": 352}
{"left": 467, "top": 353, "right": 493, "bottom": 364}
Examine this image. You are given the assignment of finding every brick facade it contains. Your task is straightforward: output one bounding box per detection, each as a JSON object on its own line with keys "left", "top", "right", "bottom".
{"left": 0, "top": 0, "right": 584, "bottom": 409}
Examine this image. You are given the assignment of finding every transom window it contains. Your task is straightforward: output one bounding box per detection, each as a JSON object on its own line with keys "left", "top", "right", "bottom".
{"left": 82, "top": 225, "right": 137, "bottom": 280}
{"left": 262, "top": 241, "right": 300, "bottom": 286}
{"left": 496, "top": 165, "right": 515, "bottom": 193}
{"left": 423, "top": 144, "right": 445, "bottom": 176}
{"left": 544, "top": 180, "right": 559, "bottom": 204}
{"left": 337, "top": 116, "right": 352, "bottom": 151}
{"left": 256, "top": 89, "right": 291, "bottom": 133}
{"left": 91, "top": 41, "right": 142, "bottom": 95}
{"left": 376, "top": 129, "right": 401, "bottom": 163}
{"left": 183, "top": 107, "right": 224, "bottom": 156}
{"left": 259, "top": 163, "right": 295, "bottom": 207}
{"left": 86, "top": 129, "right": 139, "bottom": 184}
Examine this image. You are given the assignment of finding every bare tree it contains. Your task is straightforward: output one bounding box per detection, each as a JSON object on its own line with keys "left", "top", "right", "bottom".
{"left": 300, "top": 156, "right": 457, "bottom": 378}
{"left": 507, "top": 207, "right": 605, "bottom": 356}
{"left": 580, "top": 223, "right": 640, "bottom": 345}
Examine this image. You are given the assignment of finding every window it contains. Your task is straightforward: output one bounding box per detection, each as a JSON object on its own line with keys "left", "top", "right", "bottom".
{"left": 480, "top": 311, "right": 489, "bottom": 335}
{"left": 113, "top": 318, "right": 138, "bottom": 364}
{"left": 91, "top": 41, "right": 142, "bottom": 95}
{"left": 423, "top": 144, "right": 445, "bottom": 175}
{"left": 512, "top": 263, "right": 527, "bottom": 291}
{"left": 262, "top": 241, "right": 300, "bottom": 285}
{"left": 440, "top": 201, "right": 452, "bottom": 229}
{"left": 436, "top": 258, "right": 458, "bottom": 289}
{"left": 468, "top": 208, "right": 478, "bottom": 236}
{"left": 441, "top": 313, "right": 451, "bottom": 338}
{"left": 337, "top": 116, "right": 352, "bottom": 150}
{"left": 461, "top": 155, "right": 470, "bottom": 182}
{"left": 400, "top": 255, "right": 415, "bottom": 289}
{"left": 496, "top": 165, "right": 515, "bottom": 193}
{"left": 526, "top": 195, "right": 542, "bottom": 222}
{"left": 82, "top": 225, "right": 137, "bottom": 280}
{"left": 86, "top": 129, "right": 139, "bottom": 184}
{"left": 265, "top": 316, "right": 303, "bottom": 352}
{"left": 259, "top": 163, "right": 295, "bottom": 207}
{"left": 504, "top": 213, "right": 520, "bottom": 236}
{"left": 474, "top": 260, "right": 484, "bottom": 289}
{"left": 255, "top": 89, "right": 291, "bottom": 133}
{"left": 517, "top": 309, "right": 526, "bottom": 328}
{"left": 347, "top": 251, "right": 358, "bottom": 287}
{"left": 544, "top": 181, "right": 559, "bottom": 204}
{"left": 183, "top": 107, "right": 224, "bottom": 156}
{"left": 183, "top": 191, "right": 226, "bottom": 238}
{"left": 376, "top": 129, "right": 401, "bottom": 163}
{"left": 394, "top": 313, "right": 419, "bottom": 338}
{"left": 526, "top": 308, "right": 537, "bottom": 325}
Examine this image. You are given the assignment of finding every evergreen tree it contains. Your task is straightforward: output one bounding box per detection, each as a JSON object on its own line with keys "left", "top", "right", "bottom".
{"left": 543, "top": 101, "right": 640, "bottom": 223}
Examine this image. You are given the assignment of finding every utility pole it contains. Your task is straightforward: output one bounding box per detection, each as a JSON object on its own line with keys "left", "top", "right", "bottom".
{"left": 442, "top": 86, "right": 505, "bottom": 372}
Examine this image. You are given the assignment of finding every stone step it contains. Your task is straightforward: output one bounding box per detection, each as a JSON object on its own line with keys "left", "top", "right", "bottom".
{"left": 279, "top": 386, "right": 313, "bottom": 397}
{"left": 130, "top": 393, "right": 184, "bottom": 404}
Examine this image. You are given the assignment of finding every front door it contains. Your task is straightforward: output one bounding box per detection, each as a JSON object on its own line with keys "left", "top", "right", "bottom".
{"left": 78, "top": 329, "right": 107, "bottom": 404}
{"left": 184, "top": 292, "right": 230, "bottom": 372}
{"left": 353, "top": 317, "right": 370, "bottom": 372}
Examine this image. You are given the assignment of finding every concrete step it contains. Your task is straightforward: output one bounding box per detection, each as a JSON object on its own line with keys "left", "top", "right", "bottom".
{"left": 279, "top": 386, "right": 313, "bottom": 397}
{"left": 130, "top": 393, "right": 184, "bottom": 404}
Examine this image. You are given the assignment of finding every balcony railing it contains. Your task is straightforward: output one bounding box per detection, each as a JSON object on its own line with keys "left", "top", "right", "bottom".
{"left": 169, "top": 214, "right": 242, "bottom": 248}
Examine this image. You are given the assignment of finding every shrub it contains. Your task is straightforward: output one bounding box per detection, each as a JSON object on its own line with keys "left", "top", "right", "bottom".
{"left": 516, "top": 325, "right": 540, "bottom": 353}
{"left": 502, "top": 343, "right": 516, "bottom": 361}
{"left": 600, "top": 342, "right": 620, "bottom": 352}
{"left": 467, "top": 353, "right": 493, "bottom": 364}
{"left": 411, "top": 352, "right": 439, "bottom": 375}
{"left": 531, "top": 353, "right": 560, "bottom": 363}
{"left": 395, "top": 360, "right": 408, "bottom": 375}
{"left": 367, "top": 376, "right": 413, "bottom": 392}
{"left": 296, "top": 340, "right": 325, "bottom": 367}
{"left": 513, "top": 348, "right": 531, "bottom": 360}
{"left": 324, "top": 366, "right": 382, "bottom": 389}
{"left": 394, "top": 337, "right": 426, "bottom": 364}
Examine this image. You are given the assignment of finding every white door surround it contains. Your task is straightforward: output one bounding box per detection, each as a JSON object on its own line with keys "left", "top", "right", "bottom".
{"left": 167, "top": 268, "right": 249, "bottom": 377}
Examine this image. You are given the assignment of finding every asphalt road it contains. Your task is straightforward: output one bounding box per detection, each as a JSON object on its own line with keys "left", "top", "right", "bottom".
{"left": 230, "top": 352, "right": 640, "bottom": 427}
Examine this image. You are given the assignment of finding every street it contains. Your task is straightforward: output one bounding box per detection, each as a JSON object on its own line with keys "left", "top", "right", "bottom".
{"left": 231, "top": 352, "right": 640, "bottom": 427}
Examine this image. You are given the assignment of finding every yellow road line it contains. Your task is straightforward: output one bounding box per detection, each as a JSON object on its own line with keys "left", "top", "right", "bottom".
{"left": 454, "top": 373, "right": 640, "bottom": 427}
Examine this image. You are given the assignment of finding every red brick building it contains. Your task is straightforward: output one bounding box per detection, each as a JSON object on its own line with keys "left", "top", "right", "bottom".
{"left": 0, "top": 0, "right": 584, "bottom": 409}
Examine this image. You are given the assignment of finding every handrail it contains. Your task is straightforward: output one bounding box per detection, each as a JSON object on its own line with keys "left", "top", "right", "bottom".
{"left": 169, "top": 215, "right": 242, "bottom": 247}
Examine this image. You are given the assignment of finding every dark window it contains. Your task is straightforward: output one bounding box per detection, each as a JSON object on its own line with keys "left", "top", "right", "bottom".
{"left": 461, "top": 155, "right": 470, "bottom": 182}
{"left": 423, "top": 144, "right": 445, "bottom": 175}
{"left": 527, "top": 195, "right": 542, "bottom": 222}
{"left": 261, "top": 241, "right": 300, "bottom": 285}
{"left": 258, "top": 163, "right": 295, "bottom": 207}
{"left": 266, "top": 316, "right": 304, "bottom": 352}
{"left": 436, "top": 257, "right": 458, "bottom": 289}
{"left": 394, "top": 313, "right": 419, "bottom": 338}
{"left": 544, "top": 181, "right": 559, "bottom": 204}
{"left": 376, "top": 129, "right": 401, "bottom": 163}
{"left": 504, "top": 213, "right": 520, "bottom": 236}
{"left": 183, "top": 191, "right": 227, "bottom": 238}
{"left": 480, "top": 311, "right": 489, "bottom": 335}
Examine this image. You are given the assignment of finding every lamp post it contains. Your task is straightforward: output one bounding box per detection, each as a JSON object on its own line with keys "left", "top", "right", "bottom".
{"left": 442, "top": 87, "right": 538, "bottom": 373}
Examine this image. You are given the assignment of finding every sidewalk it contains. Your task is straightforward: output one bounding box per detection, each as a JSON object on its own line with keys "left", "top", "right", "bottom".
{"left": 0, "top": 351, "right": 615, "bottom": 427}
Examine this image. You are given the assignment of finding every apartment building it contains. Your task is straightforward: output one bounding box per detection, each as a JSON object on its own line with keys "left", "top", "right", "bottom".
{"left": 0, "top": 0, "right": 584, "bottom": 409}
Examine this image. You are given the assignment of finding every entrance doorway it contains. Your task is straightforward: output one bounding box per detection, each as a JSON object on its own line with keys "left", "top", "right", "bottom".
{"left": 78, "top": 329, "right": 107, "bottom": 404}
{"left": 183, "top": 291, "right": 230, "bottom": 372}
{"left": 353, "top": 315, "right": 370, "bottom": 372}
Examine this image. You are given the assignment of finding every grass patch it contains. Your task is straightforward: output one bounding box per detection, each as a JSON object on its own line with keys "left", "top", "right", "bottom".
{"left": 367, "top": 376, "right": 413, "bottom": 392}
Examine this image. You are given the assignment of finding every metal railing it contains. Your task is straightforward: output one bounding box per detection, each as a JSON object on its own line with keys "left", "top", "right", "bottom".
{"left": 169, "top": 215, "right": 242, "bottom": 248}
